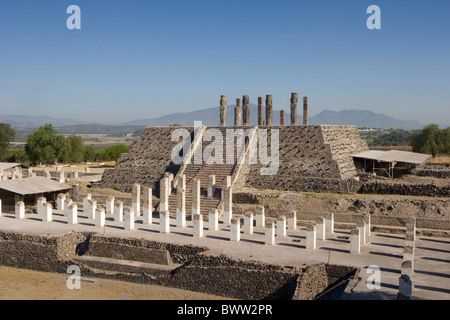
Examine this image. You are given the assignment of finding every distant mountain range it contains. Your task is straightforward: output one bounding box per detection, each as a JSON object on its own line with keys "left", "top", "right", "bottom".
{"left": 123, "top": 106, "right": 427, "bottom": 130}
{"left": 0, "top": 108, "right": 435, "bottom": 132}
{"left": 0, "top": 115, "right": 87, "bottom": 128}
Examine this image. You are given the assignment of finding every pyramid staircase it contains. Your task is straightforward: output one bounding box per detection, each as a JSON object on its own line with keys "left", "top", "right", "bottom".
{"left": 166, "top": 126, "right": 257, "bottom": 217}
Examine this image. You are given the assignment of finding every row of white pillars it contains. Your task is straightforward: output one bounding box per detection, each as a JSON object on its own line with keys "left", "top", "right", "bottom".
{"left": 349, "top": 213, "right": 372, "bottom": 254}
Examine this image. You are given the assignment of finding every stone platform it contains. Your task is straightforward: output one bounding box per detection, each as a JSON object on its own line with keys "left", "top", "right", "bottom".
{"left": 0, "top": 207, "right": 449, "bottom": 300}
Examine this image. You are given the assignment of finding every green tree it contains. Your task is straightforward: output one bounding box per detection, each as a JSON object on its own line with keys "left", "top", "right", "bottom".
{"left": 54, "top": 134, "right": 71, "bottom": 163}
{"left": 100, "top": 145, "right": 130, "bottom": 161}
{"left": 0, "top": 123, "right": 16, "bottom": 161}
{"left": 67, "top": 135, "right": 84, "bottom": 163}
{"left": 83, "top": 146, "right": 97, "bottom": 162}
{"left": 25, "top": 124, "right": 58, "bottom": 164}
{"left": 410, "top": 124, "right": 450, "bottom": 156}
{"left": 7, "top": 149, "right": 29, "bottom": 164}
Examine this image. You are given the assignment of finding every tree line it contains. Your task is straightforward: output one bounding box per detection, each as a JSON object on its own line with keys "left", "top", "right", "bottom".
{"left": 0, "top": 123, "right": 130, "bottom": 165}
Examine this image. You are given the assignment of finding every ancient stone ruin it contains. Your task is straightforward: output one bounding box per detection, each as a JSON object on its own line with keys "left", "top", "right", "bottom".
{"left": 100, "top": 94, "right": 369, "bottom": 218}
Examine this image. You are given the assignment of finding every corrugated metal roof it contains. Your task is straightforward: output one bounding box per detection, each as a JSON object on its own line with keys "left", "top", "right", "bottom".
{"left": 0, "top": 163, "right": 22, "bottom": 171}
{"left": 0, "top": 177, "right": 72, "bottom": 196}
{"left": 353, "top": 150, "right": 431, "bottom": 164}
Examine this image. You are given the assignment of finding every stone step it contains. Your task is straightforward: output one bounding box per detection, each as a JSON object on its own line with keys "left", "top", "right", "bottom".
{"left": 74, "top": 255, "right": 181, "bottom": 282}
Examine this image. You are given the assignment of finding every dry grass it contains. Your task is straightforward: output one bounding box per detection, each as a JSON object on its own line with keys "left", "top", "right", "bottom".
{"left": 427, "top": 156, "right": 450, "bottom": 164}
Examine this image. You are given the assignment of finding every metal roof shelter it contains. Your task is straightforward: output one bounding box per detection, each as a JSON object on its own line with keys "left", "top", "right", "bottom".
{"left": 0, "top": 162, "right": 22, "bottom": 171}
{"left": 0, "top": 177, "right": 72, "bottom": 205}
{"left": 353, "top": 150, "right": 432, "bottom": 178}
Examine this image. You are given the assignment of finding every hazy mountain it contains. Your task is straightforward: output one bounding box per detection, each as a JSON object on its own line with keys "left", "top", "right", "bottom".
{"left": 124, "top": 106, "right": 427, "bottom": 130}
{"left": 1, "top": 108, "right": 430, "bottom": 131}
{"left": 0, "top": 115, "right": 88, "bottom": 128}
{"left": 309, "top": 109, "right": 426, "bottom": 130}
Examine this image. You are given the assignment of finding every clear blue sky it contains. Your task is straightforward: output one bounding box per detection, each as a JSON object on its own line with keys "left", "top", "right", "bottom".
{"left": 0, "top": 0, "right": 449, "bottom": 125}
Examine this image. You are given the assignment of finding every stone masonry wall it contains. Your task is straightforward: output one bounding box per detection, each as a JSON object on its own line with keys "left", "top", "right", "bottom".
{"left": 0, "top": 230, "right": 358, "bottom": 300}
{"left": 245, "top": 125, "right": 368, "bottom": 193}
{"left": 100, "top": 127, "right": 194, "bottom": 193}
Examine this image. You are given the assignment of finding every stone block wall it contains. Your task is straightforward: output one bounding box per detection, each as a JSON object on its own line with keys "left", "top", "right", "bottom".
{"left": 0, "top": 230, "right": 358, "bottom": 300}
{"left": 100, "top": 127, "right": 195, "bottom": 193}
{"left": 244, "top": 125, "right": 368, "bottom": 193}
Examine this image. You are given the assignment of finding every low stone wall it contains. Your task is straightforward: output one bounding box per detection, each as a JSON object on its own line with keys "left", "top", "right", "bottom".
{"left": 411, "top": 169, "right": 450, "bottom": 179}
{"left": 359, "top": 182, "right": 450, "bottom": 197}
{"left": 85, "top": 235, "right": 207, "bottom": 265}
{"left": 0, "top": 230, "right": 358, "bottom": 300}
{"left": 0, "top": 231, "right": 90, "bottom": 273}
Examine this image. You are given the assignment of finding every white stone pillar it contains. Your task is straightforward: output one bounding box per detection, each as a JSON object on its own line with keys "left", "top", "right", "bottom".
{"left": 83, "top": 194, "right": 92, "bottom": 214}
{"left": 363, "top": 213, "right": 371, "bottom": 237}
{"left": 67, "top": 203, "right": 78, "bottom": 225}
{"left": 403, "top": 245, "right": 415, "bottom": 270}
{"left": 193, "top": 214, "right": 204, "bottom": 238}
{"left": 176, "top": 188, "right": 186, "bottom": 227}
{"left": 192, "top": 179, "right": 201, "bottom": 216}
{"left": 37, "top": 197, "right": 47, "bottom": 216}
{"left": 15, "top": 201, "right": 25, "bottom": 220}
{"left": 73, "top": 170, "right": 79, "bottom": 180}
{"left": 276, "top": 216, "right": 286, "bottom": 237}
{"left": 160, "top": 210, "right": 170, "bottom": 234}
{"left": 405, "top": 232, "right": 415, "bottom": 248}
{"left": 223, "top": 186, "right": 232, "bottom": 224}
{"left": 44, "top": 169, "right": 51, "bottom": 179}
{"left": 350, "top": 227, "right": 361, "bottom": 254}
{"left": 243, "top": 212, "right": 254, "bottom": 235}
{"left": 207, "top": 175, "right": 216, "bottom": 198}
{"left": 124, "top": 208, "right": 135, "bottom": 230}
{"left": 255, "top": 206, "right": 265, "bottom": 228}
{"left": 265, "top": 221, "right": 276, "bottom": 245}
{"left": 400, "top": 260, "right": 414, "bottom": 293}
{"left": 115, "top": 200, "right": 124, "bottom": 222}
{"left": 357, "top": 220, "right": 366, "bottom": 245}
{"left": 398, "top": 274, "right": 413, "bottom": 300}
{"left": 58, "top": 170, "right": 65, "bottom": 183}
{"left": 160, "top": 177, "right": 169, "bottom": 212}
{"left": 230, "top": 218, "right": 240, "bottom": 242}
{"left": 306, "top": 222, "right": 316, "bottom": 250}
{"left": 287, "top": 211, "right": 297, "bottom": 230}
{"left": 143, "top": 187, "right": 153, "bottom": 225}
{"left": 178, "top": 174, "right": 186, "bottom": 191}
{"left": 106, "top": 196, "right": 115, "bottom": 215}
{"left": 221, "top": 176, "right": 231, "bottom": 199}
{"left": 85, "top": 166, "right": 90, "bottom": 173}
{"left": 165, "top": 172, "right": 173, "bottom": 196}
{"left": 42, "top": 203, "right": 53, "bottom": 222}
{"left": 316, "top": 216, "right": 325, "bottom": 241}
{"left": 96, "top": 208, "right": 105, "bottom": 227}
{"left": 57, "top": 193, "right": 66, "bottom": 211}
{"left": 132, "top": 183, "right": 141, "bottom": 216}
{"left": 325, "top": 212, "right": 334, "bottom": 233}
{"left": 88, "top": 199, "right": 97, "bottom": 220}
{"left": 209, "top": 209, "right": 218, "bottom": 231}
{"left": 65, "top": 199, "right": 73, "bottom": 214}
{"left": 406, "top": 217, "right": 416, "bottom": 243}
